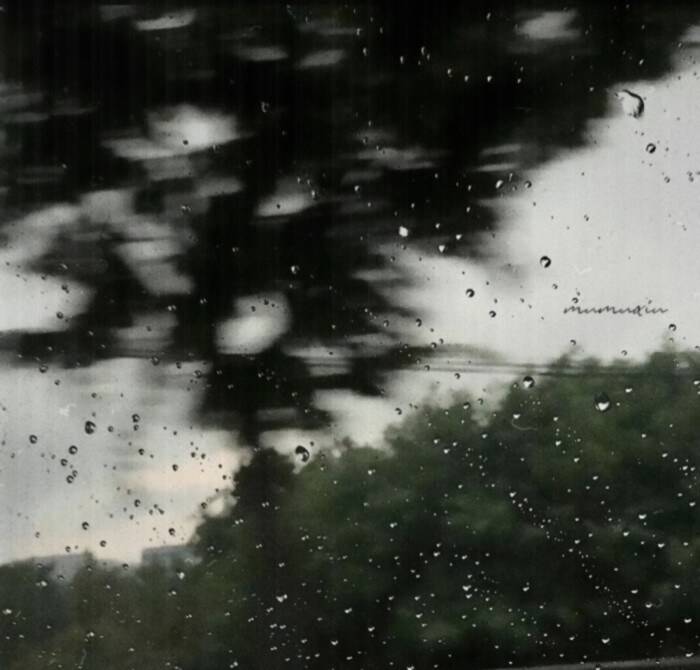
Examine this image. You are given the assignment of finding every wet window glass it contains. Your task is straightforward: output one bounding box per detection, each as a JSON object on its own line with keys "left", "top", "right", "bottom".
{"left": 1, "top": 4, "right": 700, "bottom": 670}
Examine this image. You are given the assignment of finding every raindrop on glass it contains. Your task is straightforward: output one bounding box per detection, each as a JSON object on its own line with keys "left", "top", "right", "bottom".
{"left": 523, "top": 376, "right": 535, "bottom": 389}
{"left": 594, "top": 393, "right": 611, "bottom": 412}
{"left": 540, "top": 256, "right": 552, "bottom": 268}
{"left": 465, "top": 289, "right": 475, "bottom": 298}
{"left": 295, "top": 445, "right": 310, "bottom": 462}
{"left": 84, "top": 421, "right": 96, "bottom": 434}
{"left": 646, "top": 143, "right": 656, "bottom": 154}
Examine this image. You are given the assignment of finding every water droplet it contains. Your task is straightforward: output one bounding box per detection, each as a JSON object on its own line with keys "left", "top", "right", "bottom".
{"left": 295, "top": 445, "right": 310, "bottom": 462}
{"left": 39, "top": 364, "right": 48, "bottom": 373}
{"left": 84, "top": 421, "right": 96, "bottom": 434}
{"left": 260, "top": 101, "right": 270, "bottom": 113}
{"left": 646, "top": 143, "right": 656, "bottom": 154}
{"left": 465, "top": 289, "right": 475, "bottom": 298}
{"left": 489, "top": 310, "right": 496, "bottom": 318}
{"left": 524, "top": 180, "right": 532, "bottom": 188}
{"left": 353, "top": 184, "right": 362, "bottom": 196}
{"left": 594, "top": 393, "right": 611, "bottom": 412}
{"left": 132, "top": 413, "right": 140, "bottom": 423}
{"left": 614, "top": 89, "right": 644, "bottom": 117}
{"left": 168, "top": 528, "right": 176, "bottom": 536}
{"left": 290, "top": 265, "right": 300, "bottom": 275}
{"left": 668, "top": 323, "right": 676, "bottom": 331}
{"left": 438, "top": 244, "right": 447, "bottom": 253}
{"left": 82, "top": 522, "right": 89, "bottom": 530}
{"left": 29, "top": 435, "right": 38, "bottom": 444}
{"left": 638, "top": 512, "right": 647, "bottom": 520}
{"left": 398, "top": 226, "right": 409, "bottom": 238}
{"left": 68, "top": 445, "right": 78, "bottom": 455}
{"left": 495, "top": 179, "right": 504, "bottom": 190}
{"left": 540, "top": 256, "right": 552, "bottom": 268}
{"left": 523, "top": 376, "right": 535, "bottom": 389}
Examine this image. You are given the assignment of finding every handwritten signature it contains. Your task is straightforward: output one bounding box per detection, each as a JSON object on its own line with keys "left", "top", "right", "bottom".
{"left": 564, "top": 302, "right": 668, "bottom": 316}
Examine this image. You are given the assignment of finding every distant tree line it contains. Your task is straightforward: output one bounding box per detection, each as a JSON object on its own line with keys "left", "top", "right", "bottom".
{"left": 3, "top": 349, "right": 700, "bottom": 669}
